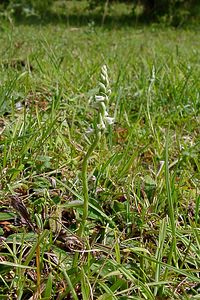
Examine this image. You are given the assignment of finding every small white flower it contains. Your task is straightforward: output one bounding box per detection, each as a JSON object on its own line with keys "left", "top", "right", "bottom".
{"left": 16, "top": 101, "right": 23, "bottom": 110}
{"left": 97, "top": 121, "right": 106, "bottom": 130}
{"left": 85, "top": 127, "right": 94, "bottom": 135}
{"left": 106, "top": 77, "right": 110, "bottom": 86}
{"left": 95, "top": 95, "right": 105, "bottom": 102}
{"left": 99, "top": 82, "right": 107, "bottom": 93}
{"left": 101, "top": 65, "right": 108, "bottom": 75}
{"left": 100, "top": 74, "right": 106, "bottom": 82}
{"left": 105, "top": 116, "right": 115, "bottom": 125}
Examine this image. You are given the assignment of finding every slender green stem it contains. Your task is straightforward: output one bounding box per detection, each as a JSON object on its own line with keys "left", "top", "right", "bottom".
{"left": 61, "top": 266, "right": 79, "bottom": 300}
{"left": 78, "top": 130, "right": 101, "bottom": 237}
{"left": 73, "top": 130, "right": 101, "bottom": 269}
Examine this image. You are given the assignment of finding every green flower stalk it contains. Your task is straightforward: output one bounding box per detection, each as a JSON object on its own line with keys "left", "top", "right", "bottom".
{"left": 78, "top": 65, "right": 114, "bottom": 238}
{"left": 78, "top": 130, "right": 101, "bottom": 237}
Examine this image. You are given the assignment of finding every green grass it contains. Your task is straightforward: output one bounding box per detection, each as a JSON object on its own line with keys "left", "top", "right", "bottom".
{"left": 0, "top": 13, "right": 200, "bottom": 300}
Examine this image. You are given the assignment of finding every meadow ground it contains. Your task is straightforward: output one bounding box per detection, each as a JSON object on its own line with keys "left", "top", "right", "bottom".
{"left": 0, "top": 14, "right": 200, "bottom": 300}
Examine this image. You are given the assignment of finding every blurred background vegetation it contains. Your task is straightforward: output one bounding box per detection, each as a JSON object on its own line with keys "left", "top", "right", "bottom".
{"left": 0, "top": 0, "right": 199, "bottom": 27}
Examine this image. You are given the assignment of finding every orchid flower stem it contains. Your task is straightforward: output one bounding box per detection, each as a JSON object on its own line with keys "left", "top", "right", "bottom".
{"left": 72, "top": 130, "right": 101, "bottom": 269}
{"left": 78, "top": 130, "right": 101, "bottom": 237}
